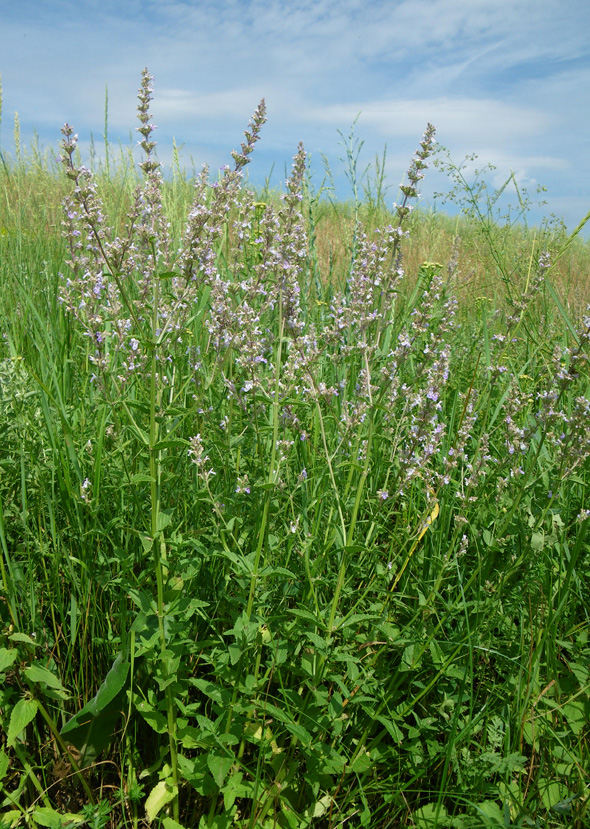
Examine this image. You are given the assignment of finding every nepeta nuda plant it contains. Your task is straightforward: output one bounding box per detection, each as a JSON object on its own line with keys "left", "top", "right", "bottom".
{"left": 60, "top": 70, "right": 268, "bottom": 396}
{"left": 57, "top": 68, "right": 466, "bottom": 821}
{"left": 58, "top": 69, "right": 450, "bottom": 610}
{"left": 59, "top": 70, "right": 271, "bottom": 820}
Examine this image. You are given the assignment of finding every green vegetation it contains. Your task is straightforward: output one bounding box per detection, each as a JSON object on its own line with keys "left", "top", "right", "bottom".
{"left": 0, "top": 70, "right": 589, "bottom": 828}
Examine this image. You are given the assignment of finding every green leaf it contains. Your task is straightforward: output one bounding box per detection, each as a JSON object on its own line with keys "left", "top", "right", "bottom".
{"left": 207, "top": 753, "right": 234, "bottom": 788}
{"left": 401, "top": 643, "right": 420, "bottom": 671}
{"left": 145, "top": 779, "right": 178, "bottom": 822}
{"left": 349, "top": 751, "right": 372, "bottom": 773}
{"left": 177, "top": 724, "right": 205, "bottom": 749}
{"left": 223, "top": 771, "right": 245, "bottom": 811}
{"left": 198, "top": 816, "right": 232, "bottom": 829}
{"left": 30, "top": 808, "right": 84, "bottom": 828}
{"left": 375, "top": 714, "right": 403, "bottom": 742}
{"left": 413, "top": 802, "right": 449, "bottom": 828}
{"left": 303, "top": 631, "right": 329, "bottom": 652}
{"left": 288, "top": 607, "right": 324, "bottom": 626}
{"left": 305, "top": 795, "right": 332, "bottom": 820}
{"left": 562, "top": 700, "right": 588, "bottom": 735}
{"left": 130, "top": 473, "right": 156, "bottom": 484}
{"left": 152, "top": 438, "right": 189, "bottom": 452}
{"left": 541, "top": 780, "right": 568, "bottom": 811}
{"left": 551, "top": 793, "right": 580, "bottom": 815}
{"left": 135, "top": 699, "right": 168, "bottom": 733}
{"left": 0, "top": 647, "right": 17, "bottom": 673}
{"left": 140, "top": 533, "right": 154, "bottom": 553}
{"left": 262, "top": 702, "right": 312, "bottom": 747}
{"left": 24, "top": 664, "right": 68, "bottom": 695}
{"left": 0, "top": 747, "right": 9, "bottom": 781}
{"left": 68, "top": 654, "right": 129, "bottom": 724}
{"left": 259, "top": 565, "right": 297, "bottom": 579}
{"left": 61, "top": 654, "right": 129, "bottom": 765}
{"left": 334, "top": 612, "right": 379, "bottom": 630}
{"left": 163, "top": 819, "right": 188, "bottom": 829}
{"left": 30, "top": 806, "right": 65, "bottom": 828}
{"left": 190, "top": 678, "right": 232, "bottom": 706}
{"left": 8, "top": 632, "right": 39, "bottom": 647}
{"left": 177, "top": 753, "right": 218, "bottom": 796}
{"left": 474, "top": 800, "right": 504, "bottom": 825}
{"left": 157, "top": 510, "right": 173, "bottom": 533}
{"left": 7, "top": 697, "right": 38, "bottom": 746}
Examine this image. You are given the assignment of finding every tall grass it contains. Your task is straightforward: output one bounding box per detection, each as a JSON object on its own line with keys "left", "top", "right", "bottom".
{"left": 0, "top": 70, "right": 589, "bottom": 829}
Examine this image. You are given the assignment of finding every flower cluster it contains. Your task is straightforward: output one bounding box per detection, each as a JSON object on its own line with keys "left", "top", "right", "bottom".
{"left": 394, "top": 123, "right": 436, "bottom": 223}
{"left": 59, "top": 70, "right": 267, "bottom": 396}
{"left": 59, "top": 69, "right": 485, "bottom": 548}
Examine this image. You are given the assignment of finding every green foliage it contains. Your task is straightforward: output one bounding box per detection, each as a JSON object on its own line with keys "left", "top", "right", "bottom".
{"left": 0, "top": 72, "right": 589, "bottom": 829}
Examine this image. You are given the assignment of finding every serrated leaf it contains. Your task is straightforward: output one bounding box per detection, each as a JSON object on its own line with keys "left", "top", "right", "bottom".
{"left": 7, "top": 698, "right": 38, "bottom": 746}
{"left": 135, "top": 699, "right": 168, "bottom": 733}
{"left": 207, "top": 753, "right": 234, "bottom": 787}
{"left": 157, "top": 510, "right": 173, "bottom": 532}
{"left": 259, "top": 565, "right": 297, "bottom": 579}
{"left": 304, "top": 631, "right": 328, "bottom": 651}
{"left": 30, "top": 806, "right": 64, "bottom": 828}
{"left": 288, "top": 608, "right": 323, "bottom": 625}
{"left": 0, "top": 647, "right": 17, "bottom": 673}
{"left": 24, "top": 664, "right": 68, "bottom": 694}
{"left": 334, "top": 612, "right": 378, "bottom": 630}
{"left": 140, "top": 534, "right": 154, "bottom": 553}
{"left": 0, "top": 747, "right": 9, "bottom": 781}
{"left": 562, "top": 700, "right": 587, "bottom": 735}
{"left": 152, "top": 439, "right": 188, "bottom": 452}
{"left": 145, "top": 779, "right": 177, "bottom": 822}
{"left": 162, "top": 819, "right": 187, "bottom": 829}
{"left": 8, "top": 632, "right": 39, "bottom": 647}
{"left": 475, "top": 800, "right": 504, "bottom": 824}
{"left": 413, "top": 802, "right": 450, "bottom": 828}
{"left": 130, "top": 473, "right": 156, "bottom": 484}
{"left": 30, "top": 807, "right": 83, "bottom": 828}
{"left": 190, "top": 677, "right": 232, "bottom": 706}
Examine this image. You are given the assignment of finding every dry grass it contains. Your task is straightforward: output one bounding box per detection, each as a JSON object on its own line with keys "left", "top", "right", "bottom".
{"left": 2, "top": 163, "right": 589, "bottom": 318}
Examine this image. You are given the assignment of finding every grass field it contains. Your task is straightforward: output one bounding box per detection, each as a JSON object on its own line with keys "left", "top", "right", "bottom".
{"left": 0, "top": 69, "right": 589, "bottom": 828}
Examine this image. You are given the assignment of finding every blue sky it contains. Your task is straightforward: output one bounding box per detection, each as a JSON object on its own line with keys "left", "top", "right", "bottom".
{"left": 1, "top": 0, "right": 589, "bottom": 233}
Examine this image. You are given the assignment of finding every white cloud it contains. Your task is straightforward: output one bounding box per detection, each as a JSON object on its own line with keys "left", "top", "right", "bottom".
{"left": 0, "top": 0, "right": 588, "bottom": 233}
{"left": 299, "top": 97, "right": 551, "bottom": 147}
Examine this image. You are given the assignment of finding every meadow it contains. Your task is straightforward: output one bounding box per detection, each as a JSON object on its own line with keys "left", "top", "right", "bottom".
{"left": 0, "top": 69, "right": 589, "bottom": 828}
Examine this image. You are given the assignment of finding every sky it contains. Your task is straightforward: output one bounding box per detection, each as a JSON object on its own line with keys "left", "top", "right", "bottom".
{"left": 1, "top": 0, "right": 589, "bottom": 235}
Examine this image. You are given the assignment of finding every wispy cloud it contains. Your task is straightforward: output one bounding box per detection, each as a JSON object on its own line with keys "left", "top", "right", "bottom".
{"left": 1, "top": 0, "right": 588, "bottom": 232}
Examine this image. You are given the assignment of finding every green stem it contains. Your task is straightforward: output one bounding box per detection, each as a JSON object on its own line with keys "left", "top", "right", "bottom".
{"left": 148, "top": 257, "right": 179, "bottom": 822}
{"left": 36, "top": 698, "right": 96, "bottom": 805}
{"left": 11, "top": 742, "right": 53, "bottom": 809}
{"left": 245, "top": 312, "right": 285, "bottom": 621}
{"left": 327, "top": 349, "right": 375, "bottom": 639}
